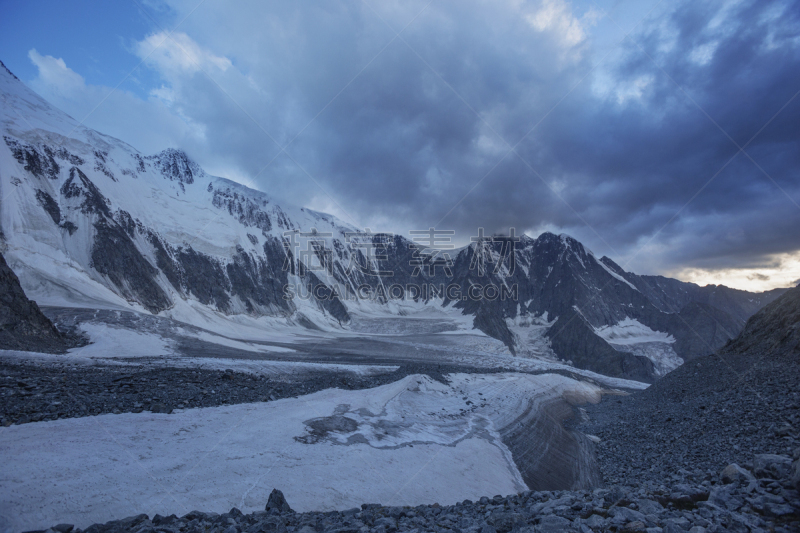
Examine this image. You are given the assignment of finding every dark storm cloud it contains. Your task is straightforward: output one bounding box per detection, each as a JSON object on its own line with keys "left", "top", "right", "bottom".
{"left": 192, "top": 0, "right": 798, "bottom": 274}
{"left": 546, "top": 0, "right": 800, "bottom": 271}
{"left": 231, "top": 0, "right": 599, "bottom": 228}
{"left": 29, "top": 0, "right": 799, "bottom": 278}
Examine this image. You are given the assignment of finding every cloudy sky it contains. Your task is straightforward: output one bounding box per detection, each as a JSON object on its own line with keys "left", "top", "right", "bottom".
{"left": 1, "top": 0, "right": 799, "bottom": 291}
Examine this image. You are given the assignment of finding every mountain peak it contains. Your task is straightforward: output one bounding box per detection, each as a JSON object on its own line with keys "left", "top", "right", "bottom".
{"left": 535, "top": 231, "right": 580, "bottom": 244}
{"left": 147, "top": 148, "right": 204, "bottom": 184}
{"left": 0, "top": 60, "right": 20, "bottom": 81}
{"left": 535, "top": 231, "right": 590, "bottom": 254}
{"left": 599, "top": 255, "right": 623, "bottom": 273}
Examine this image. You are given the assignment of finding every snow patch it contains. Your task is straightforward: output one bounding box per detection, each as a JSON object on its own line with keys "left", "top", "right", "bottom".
{"left": 594, "top": 318, "right": 683, "bottom": 376}
{"left": 593, "top": 317, "right": 674, "bottom": 345}
{"left": 506, "top": 312, "right": 558, "bottom": 361}
{"left": 78, "top": 322, "right": 173, "bottom": 356}
{"left": 594, "top": 257, "right": 639, "bottom": 292}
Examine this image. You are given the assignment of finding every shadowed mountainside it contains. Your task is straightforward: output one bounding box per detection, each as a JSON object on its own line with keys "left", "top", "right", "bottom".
{"left": 0, "top": 251, "right": 79, "bottom": 353}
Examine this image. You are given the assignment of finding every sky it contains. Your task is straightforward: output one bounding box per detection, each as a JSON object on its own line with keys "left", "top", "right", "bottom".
{"left": 0, "top": 0, "right": 798, "bottom": 292}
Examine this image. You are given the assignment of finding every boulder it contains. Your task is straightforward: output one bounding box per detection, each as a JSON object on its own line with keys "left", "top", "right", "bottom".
{"left": 535, "top": 515, "right": 572, "bottom": 533}
{"left": 266, "top": 489, "right": 293, "bottom": 514}
{"left": 752, "top": 454, "right": 792, "bottom": 480}
{"left": 792, "top": 454, "right": 800, "bottom": 491}
{"left": 720, "top": 463, "right": 754, "bottom": 484}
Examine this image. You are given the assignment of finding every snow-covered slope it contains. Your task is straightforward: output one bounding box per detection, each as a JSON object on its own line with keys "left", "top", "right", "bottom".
{"left": 0, "top": 60, "right": 785, "bottom": 381}
{"left": 0, "top": 59, "right": 375, "bottom": 329}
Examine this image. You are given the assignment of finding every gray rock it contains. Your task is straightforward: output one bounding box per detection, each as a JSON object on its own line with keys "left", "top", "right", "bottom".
{"left": 611, "top": 507, "right": 647, "bottom": 524}
{"left": 488, "top": 511, "right": 524, "bottom": 533}
{"left": 374, "top": 517, "right": 396, "bottom": 529}
{"left": 765, "top": 502, "right": 796, "bottom": 516}
{"left": 792, "top": 456, "right": 800, "bottom": 491}
{"left": 583, "top": 514, "right": 606, "bottom": 529}
{"left": 720, "top": 464, "right": 754, "bottom": 484}
{"left": 708, "top": 485, "right": 744, "bottom": 511}
{"left": 752, "top": 454, "right": 792, "bottom": 480}
{"left": 663, "top": 517, "right": 691, "bottom": 531}
{"left": 535, "top": 515, "right": 572, "bottom": 532}
{"left": 266, "top": 489, "right": 293, "bottom": 514}
{"left": 623, "top": 521, "right": 647, "bottom": 532}
{"left": 636, "top": 499, "right": 664, "bottom": 515}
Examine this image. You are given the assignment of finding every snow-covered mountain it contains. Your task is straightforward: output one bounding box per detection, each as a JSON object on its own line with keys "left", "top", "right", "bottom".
{"left": 0, "top": 60, "right": 786, "bottom": 381}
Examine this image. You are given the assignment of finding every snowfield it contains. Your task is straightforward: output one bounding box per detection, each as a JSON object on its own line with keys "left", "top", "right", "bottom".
{"left": 1, "top": 306, "right": 650, "bottom": 390}
{"left": 0, "top": 373, "right": 604, "bottom": 533}
{"left": 593, "top": 318, "right": 675, "bottom": 345}
{"left": 594, "top": 318, "right": 683, "bottom": 376}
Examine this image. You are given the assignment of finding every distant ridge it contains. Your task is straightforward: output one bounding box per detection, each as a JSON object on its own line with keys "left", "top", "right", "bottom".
{"left": 721, "top": 283, "right": 800, "bottom": 358}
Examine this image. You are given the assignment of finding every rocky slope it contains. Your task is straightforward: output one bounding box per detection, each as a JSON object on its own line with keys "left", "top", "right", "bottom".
{"left": 721, "top": 284, "right": 800, "bottom": 357}
{"left": 0, "top": 250, "right": 78, "bottom": 353}
{"left": 582, "top": 284, "right": 800, "bottom": 486}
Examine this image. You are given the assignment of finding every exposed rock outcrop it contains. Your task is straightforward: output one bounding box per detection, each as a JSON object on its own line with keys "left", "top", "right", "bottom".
{"left": 0, "top": 252, "right": 77, "bottom": 353}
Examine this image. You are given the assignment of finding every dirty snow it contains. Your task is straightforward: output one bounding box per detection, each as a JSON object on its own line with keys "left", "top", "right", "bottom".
{"left": 0, "top": 373, "right": 603, "bottom": 532}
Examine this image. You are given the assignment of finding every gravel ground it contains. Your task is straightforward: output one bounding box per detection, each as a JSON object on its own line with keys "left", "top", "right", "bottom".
{"left": 0, "top": 359, "right": 600, "bottom": 427}
{"left": 0, "top": 361, "right": 466, "bottom": 426}
{"left": 29, "top": 460, "right": 800, "bottom": 533}
{"left": 580, "top": 349, "right": 800, "bottom": 487}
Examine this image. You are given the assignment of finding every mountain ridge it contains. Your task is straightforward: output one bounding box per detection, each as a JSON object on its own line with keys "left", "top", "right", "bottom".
{"left": 0, "top": 60, "right": 787, "bottom": 381}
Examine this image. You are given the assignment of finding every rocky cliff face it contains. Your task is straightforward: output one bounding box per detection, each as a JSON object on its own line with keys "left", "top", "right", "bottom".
{"left": 439, "top": 234, "right": 785, "bottom": 381}
{"left": 0, "top": 251, "right": 76, "bottom": 353}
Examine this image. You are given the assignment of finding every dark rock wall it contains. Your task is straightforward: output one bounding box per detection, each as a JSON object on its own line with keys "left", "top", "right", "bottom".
{"left": 500, "top": 395, "right": 602, "bottom": 490}
{"left": 90, "top": 219, "right": 172, "bottom": 314}
{"left": 0, "top": 252, "right": 74, "bottom": 353}
{"left": 546, "top": 309, "right": 655, "bottom": 383}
